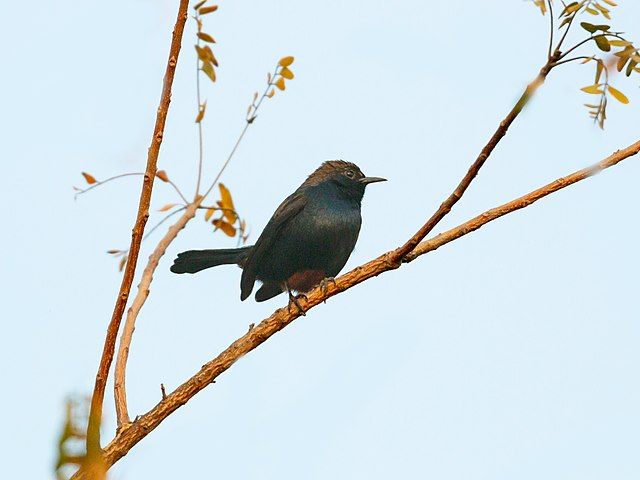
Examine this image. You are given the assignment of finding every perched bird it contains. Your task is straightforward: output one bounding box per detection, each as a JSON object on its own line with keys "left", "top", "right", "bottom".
{"left": 171, "top": 160, "right": 385, "bottom": 310}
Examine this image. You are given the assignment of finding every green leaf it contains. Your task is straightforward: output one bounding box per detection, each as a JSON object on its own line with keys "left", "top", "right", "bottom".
{"left": 594, "top": 35, "right": 611, "bottom": 52}
{"left": 580, "top": 22, "right": 597, "bottom": 33}
{"left": 607, "top": 85, "right": 629, "bottom": 104}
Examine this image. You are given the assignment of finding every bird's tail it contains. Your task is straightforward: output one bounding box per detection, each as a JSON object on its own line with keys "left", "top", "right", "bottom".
{"left": 170, "top": 246, "right": 253, "bottom": 274}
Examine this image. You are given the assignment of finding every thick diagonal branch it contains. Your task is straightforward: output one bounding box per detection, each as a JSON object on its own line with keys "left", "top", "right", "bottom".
{"left": 71, "top": 138, "right": 640, "bottom": 479}
{"left": 85, "top": 0, "right": 190, "bottom": 457}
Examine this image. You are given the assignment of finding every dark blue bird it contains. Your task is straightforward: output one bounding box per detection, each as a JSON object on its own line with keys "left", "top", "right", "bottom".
{"left": 170, "top": 160, "right": 385, "bottom": 310}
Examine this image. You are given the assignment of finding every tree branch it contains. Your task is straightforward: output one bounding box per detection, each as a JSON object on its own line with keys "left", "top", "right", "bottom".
{"left": 114, "top": 201, "right": 201, "bottom": 428}
{"left": 390, "top": 54, "right": 559, "bottom": 263}
{"left": 72, "top": 137, "right": 640, "bottom": 478}
{"left": 85, "top": 0, "right": 190, "bottom": 458}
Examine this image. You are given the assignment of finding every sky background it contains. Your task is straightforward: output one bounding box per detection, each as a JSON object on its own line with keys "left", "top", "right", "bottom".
{"left": 2, "top": 0, "right": 640, "bottom": 478}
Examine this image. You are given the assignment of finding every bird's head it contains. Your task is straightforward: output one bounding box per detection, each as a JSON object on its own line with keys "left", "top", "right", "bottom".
{"left": 303, "top": 160, "right": 386, "bottom": 201}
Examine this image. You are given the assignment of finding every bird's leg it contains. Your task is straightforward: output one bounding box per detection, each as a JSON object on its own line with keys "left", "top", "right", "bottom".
{"left": 285, "top": 282, "right": 307, "bottom": 316}
{"left": 319, "top": 277, "right": 336, "bottom": 303}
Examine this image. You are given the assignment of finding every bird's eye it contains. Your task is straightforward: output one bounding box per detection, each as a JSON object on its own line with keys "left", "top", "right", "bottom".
{"left": 345, "top": 169, "right": 355, "bottom": 178}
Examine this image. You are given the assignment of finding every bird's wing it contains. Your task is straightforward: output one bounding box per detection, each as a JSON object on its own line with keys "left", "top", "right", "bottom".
{"left": 240, "top": 190, "right": 307, "bottom": 301}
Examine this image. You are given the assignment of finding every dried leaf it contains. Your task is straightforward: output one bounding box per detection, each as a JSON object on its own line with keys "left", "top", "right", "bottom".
{"left": 275, "top": 77, "right": 286, "bottom": 90}
{"left": 213, "top": 219, "right": 237, "bottom": 237}
{"left": 195, "top": 101, "right": 207, "bottom": 123}
{"left": 201, "top": 61, "right": 216, "bottom": 82}
{"left": 278, "top": 56, "right": 294, "bottom": 67}
{"left": 219, "top": 183, "right": 237, "bottom": 223}
{"left": 107, "top": 250, "right": 122, "bottom": 255}
{"left": 195, "top": 45, "right": 210, "bottom": 62}
{"left": 82, "top": 172, "right": 97, "bottom": 184}
{"left": 156, "top": 170, "right": 170, "bottom": 182}
{"left": 247, "top": 104, "right": 253, "bottom": 116}
{"left": 158, "top": 203, "right": 178, "bottom": 212}
{"left": 203, "top": 45, "right": 218, "bottom": 66}
{"left": 199, "top": 5, "right": 218, "bottom": 15}
{"left": 595, "top": 61, "right": 604, "bottom": 84}
{"left": 119, "top": 256, "right": 127, "bottom": 272}
{"left": 267, "top": 72, "right": 272, "bottom": 83}
{"left": 253, "top": 92, "right": 258, "bottom": 103}
{"left": 280, "top": 67, "right": 294, "bottom": 79}
{"left": 205, "top": 207, "right": 216, "bottom": 221}
{"left": 267, "top": 89, "right": 275, "bottom": 98}
{"left": 580, "top": 55, "right": 595, "bottom": 64}
{"left": 602, "top": 0, "right": 617, "bottom": 5}
{"left": 194, "top": 0, "right": 207, "bottom": 10}
{"left": 581, "top": 84, "right": 604, "bottom": 94}
{"left": 609, "top": 40, "right": 632, "bottom": 47}
{"left": 607, "top": 85, "right": 629, "bottom": 104}
{"left": 197, "top": 32, "right": 216, "bottom": 43}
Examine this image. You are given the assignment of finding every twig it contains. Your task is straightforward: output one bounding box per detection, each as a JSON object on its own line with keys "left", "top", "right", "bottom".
{"left": 114, "top": 202, "right": 200, "bottom": 428}
{"left": 75, "top": 172, "right": 189, "bottom": 205}
{"left": 71, "top": 137, "right": 640, "bottom": 478}
{"left": 389, "top": 55, "right": 559, "bottom": 263}
{"left": 85, "top": 0, "right": 190, "bottom": 458}
{"left": 547, "top": 0, "right": 555, "bottom": 60}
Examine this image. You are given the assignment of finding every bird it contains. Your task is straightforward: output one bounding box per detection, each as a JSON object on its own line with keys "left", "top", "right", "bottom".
{"left": 170, "top": 160, "right": 386, "bottom": 311}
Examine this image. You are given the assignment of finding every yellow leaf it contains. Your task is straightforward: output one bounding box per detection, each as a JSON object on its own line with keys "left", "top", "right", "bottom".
{"left": 82, "top": 172, "right": 97, "bottom": 184}
{"left": 201, "top": 61, "right": 216, "bottom": 82}
{"left": 595, "top": 61, "right": 604, "bottom": 84}
{"left": 195, "top": 101, "right": 207, "bottom": 123}
{"left": 607, "top": 85, "right": 629, "bottom": 104}
{"left": 119, "top": 256, "right": 127, "bottom": 272}
{"left": 199, "top": 5, "right": 218, "bottom": 15}
{"left": 267, "top": 89, "right": 275, "bottom": 98}
{"left": 278, "top": 56, "right": 294, "bottom": 67}
{"left": 195, "top": 45, "right": 210, "bottom": 62}
{"left": 280, "top": 67, "right": 294, "bottom": 79}
{"left": 213, "top": 219, "right": 237, "bottom": 237}
{"left": 581, "top": 84, "right": 604, "bottom": 94}
{"left": 602, "top": 0, "right": 617, "bottom": 4}
{"left": 585, "top": 7, "right": 599, "bottom": 15}
{"left": 275, "top": 77, "right": 286, "bottom": 90}
{"left": 609, "top": 40, "right": 632, "bottom": 47}
{"left": 253, "top": 92, "right": 258, "bottom": 102}
{"left": 203, "top": 45, "right": 218, "bottom": 66}
{"left": 580, "top": 55, "right": 595, "bottom": 64}
{"left": 156, "top": 170, "right": 170, "bottom": 182}
{"left": 158, "top": 203, "right": 177, "bottom": 212}
{"left": 204, "top": 208, "right": 216, "bottom": 221}
{"left": 197, "top": 32, "right": 216, "bottom": 43}
{"left": 218, "top": 183, "right": 237, "bottom": 223}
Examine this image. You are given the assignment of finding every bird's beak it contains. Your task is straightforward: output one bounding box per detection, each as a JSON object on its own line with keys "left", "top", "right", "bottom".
{"left": 360, "top": 176, "right": 387, "bottom": 185}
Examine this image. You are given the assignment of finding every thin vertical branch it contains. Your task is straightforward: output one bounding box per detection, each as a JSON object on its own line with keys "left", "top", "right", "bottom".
{"left": 85, "top": 0, "right": 190, "bottom": 458}
{"left": 547, "top": 0, "right": 555, "bottom": 59}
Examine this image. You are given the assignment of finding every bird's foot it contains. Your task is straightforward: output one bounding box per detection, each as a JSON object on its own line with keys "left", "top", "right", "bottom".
{"left": 320, "top": 277, "right": 336, "bottom": 303}
{"left": 287, "top": 292, "right": 308, "bottom": 316}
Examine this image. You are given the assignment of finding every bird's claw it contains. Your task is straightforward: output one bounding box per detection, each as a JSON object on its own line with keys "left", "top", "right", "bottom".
{"left": 287, "top": 292, "right": 307, "bottom": 316}
{"left": 320, "top": 277, "right": 336, "bottom": 303}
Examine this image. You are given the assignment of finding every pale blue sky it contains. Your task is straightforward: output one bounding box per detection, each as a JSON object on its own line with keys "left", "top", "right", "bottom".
{"left": 2, "top": 1, "right": 640, "bottom": 479}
